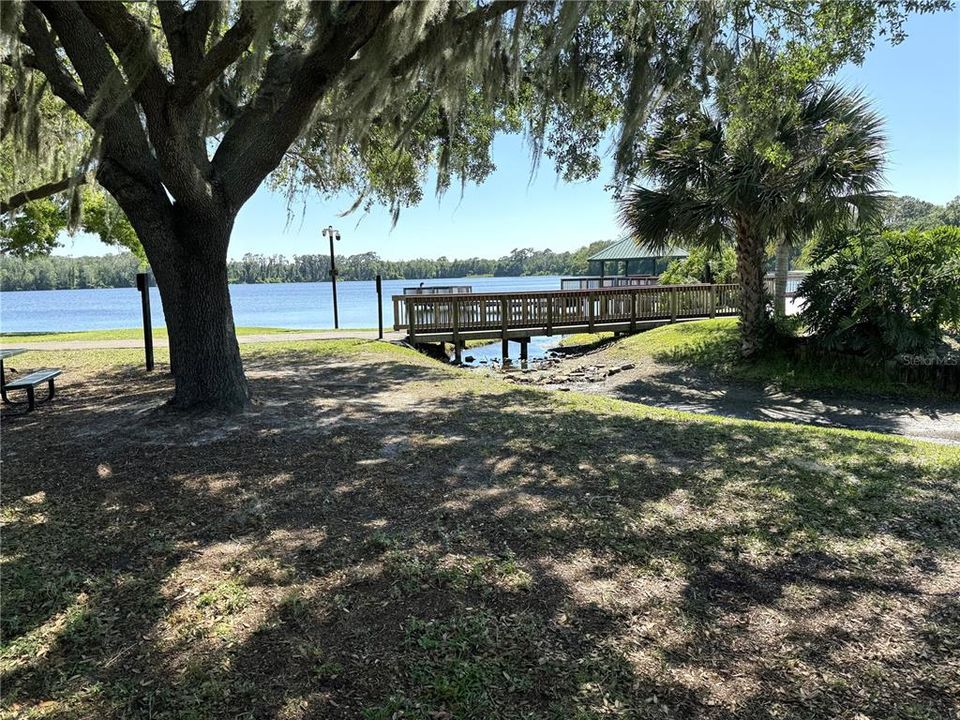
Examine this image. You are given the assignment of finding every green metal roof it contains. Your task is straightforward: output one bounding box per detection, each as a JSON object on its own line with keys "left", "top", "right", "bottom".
{"left": 588, "top": 236, "right": 689, "bottom": 262}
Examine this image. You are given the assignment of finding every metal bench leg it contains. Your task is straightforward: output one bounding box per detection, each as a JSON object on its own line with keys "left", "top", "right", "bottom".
{"left": 28, "top": 379, "right": 57, "bottom": 407}
{"left": 26, "top": 386, "right": 35, "bottom": 412}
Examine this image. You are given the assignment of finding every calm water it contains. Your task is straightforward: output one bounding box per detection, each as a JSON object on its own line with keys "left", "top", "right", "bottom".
{"left": 0, "top": 276, "right": 572, "bottom": 362}
{"left": 0, "top": 276, "right": 566, "bottom": 333}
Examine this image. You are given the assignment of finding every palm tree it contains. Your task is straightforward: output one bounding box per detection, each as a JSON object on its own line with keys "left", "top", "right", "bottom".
{"left": 618, "top": 84, "right": 886, "bottom": 357}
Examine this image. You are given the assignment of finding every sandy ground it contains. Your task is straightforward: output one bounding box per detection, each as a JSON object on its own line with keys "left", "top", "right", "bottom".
{"left": 493, "top": 350, "right": 960, "bottom": 445}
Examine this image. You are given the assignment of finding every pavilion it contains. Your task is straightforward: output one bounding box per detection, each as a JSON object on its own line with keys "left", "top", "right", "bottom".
{"left": 587, "top": 236, "right": 689, "bottom": 277}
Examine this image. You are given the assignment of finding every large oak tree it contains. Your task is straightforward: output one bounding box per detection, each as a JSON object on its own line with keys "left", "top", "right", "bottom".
{"left": 1, "top": 1, "right": 943, "bottom": 410}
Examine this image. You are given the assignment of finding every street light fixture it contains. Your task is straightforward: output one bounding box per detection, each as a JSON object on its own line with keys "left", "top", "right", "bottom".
{"left": 322, "top": 225, "right": 341, "bottom": 329}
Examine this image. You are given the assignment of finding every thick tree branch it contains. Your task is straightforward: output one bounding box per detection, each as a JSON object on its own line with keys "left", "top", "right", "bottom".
{"left": 1, "top": 174, "right": 88, "bottom": 214}
{"left": 173, "top": 1, "right": 276, "bottom": 107}
{"left": 75, "top": 2, "right": 216, "bottom": 208}
{"left": 33, "top": 2, "right": 162, "bottom": 193}
{"left": 77, "top": 1, "right": 170, "bottom": 112}
{"left": 390, "top": 1, "right": 523, "bottom": 81}
{"left": 213, "top": 1, "right": 400, "bottom": 209}
{"left": 19, "top": 5, "right": 90, "bottom": 116}
{"left": 156, "top": 0, "right": 184, "bottom": 26}
{"left": 159, "top": 0, "right": 218, "bottom": 86}
{"left": 34, "top": 2, "right": 130, "bottom": 121}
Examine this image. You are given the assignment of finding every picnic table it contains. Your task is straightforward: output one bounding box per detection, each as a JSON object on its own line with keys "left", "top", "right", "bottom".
{"left": 0, "top": 348, "right": 61, "bottom": 411}
{"left": 0, "top": 348, "right": 27, "bottom": 400}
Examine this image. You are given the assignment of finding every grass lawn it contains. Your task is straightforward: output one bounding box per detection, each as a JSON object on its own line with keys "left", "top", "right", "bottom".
{"left": 2, "top": 340, "right": 958, "bottom": 719}
{"left": 0, "top": 327, "right": 325, "bottom": 343}
{"left": 581, "top": 319, "right": 944, "bottom": 399}
{"left": 557, "top": 331, "right": 616, "bottom": 348}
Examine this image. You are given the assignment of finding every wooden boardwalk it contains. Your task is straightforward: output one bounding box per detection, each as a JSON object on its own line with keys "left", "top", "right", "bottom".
{"left": 393, "top": 283, "right": 740, "bottom": 361}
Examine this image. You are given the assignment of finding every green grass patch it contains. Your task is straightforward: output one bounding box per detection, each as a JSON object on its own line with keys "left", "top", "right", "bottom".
{"left": 556, "top": 332, "right": 615, "bottom": 349}
{"left": 608, "top": 318, "right": 944, "bottom": 399}
{"left": 7, "top": 338, "right": 425, "bottom": 374}
{"left": 0, "top": 327, "right": 325, "bottom": 343}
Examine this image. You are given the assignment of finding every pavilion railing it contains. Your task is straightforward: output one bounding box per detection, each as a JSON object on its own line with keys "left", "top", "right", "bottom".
{"left": 559, "top": 275, "right": 661, "bottom": 290}
{"left": 393, "top": 283, "right": 739, "bottom": 337}
{"left": 402, "top": 285, "right": 473, "bottom": 295}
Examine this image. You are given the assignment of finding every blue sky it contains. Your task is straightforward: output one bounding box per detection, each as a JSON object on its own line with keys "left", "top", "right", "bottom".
{"left": 55, "top": 7, "right": 959, "bottom": 261}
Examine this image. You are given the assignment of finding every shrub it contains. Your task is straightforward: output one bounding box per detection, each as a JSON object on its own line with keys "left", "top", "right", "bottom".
{"left": 659, "top": 247, "right": 737, "bottom": 285}
{"left": 800, "top": 226, "right": 960, "bottom": 358}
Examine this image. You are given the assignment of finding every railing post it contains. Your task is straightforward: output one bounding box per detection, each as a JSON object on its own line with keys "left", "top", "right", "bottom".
{"left": 406, "top": 298, "right": 417, "bottom": 343}
{"left": 709, "top": 285, "right": 716, "bottom": 318}
{"left": 136, "top": 272, "right": 154, "bottom": 371}
{"left": 588, "top": 292, "right": 595, "bottom": 331}
{"left": 376, "top": 274, "right": 384, "bottom": 339}
{"left": 546, "top": 295, "right": 554, "bottom": 336}
{"left": 630, "top": 289, "right": 638, "bottom": 332}
{"left": 670, "top": 287, "right": 677, "bottom": 322}
{"left": 452, "top": 299, "right": 461, "bottom": 362}
{"left": 500, "top": 297, "right": 509, "bottom": 361}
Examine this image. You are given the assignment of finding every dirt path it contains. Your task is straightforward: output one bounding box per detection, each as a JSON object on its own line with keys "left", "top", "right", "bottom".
{"left": 0, "top": 329, "right": 404, "bottom": 350}
{"left": 497, "top": 351, "right": 960, "bottom": 445}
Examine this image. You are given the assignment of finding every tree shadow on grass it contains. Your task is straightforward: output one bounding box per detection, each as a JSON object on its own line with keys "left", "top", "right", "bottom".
{"left": 2, "top": 343, "right": 958, "bottom": 718}
{"left": 604, "top": 363, "right": 960, "bottom": 444}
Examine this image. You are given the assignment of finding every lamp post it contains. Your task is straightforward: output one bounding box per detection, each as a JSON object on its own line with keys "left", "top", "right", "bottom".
{"left": 323, "top": 225, "right": 341, "bottom": 329}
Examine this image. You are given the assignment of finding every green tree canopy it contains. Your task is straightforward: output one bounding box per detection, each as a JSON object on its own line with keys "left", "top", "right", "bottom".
{"left": 883, "top": 195, "right": 960, "bottom": 230}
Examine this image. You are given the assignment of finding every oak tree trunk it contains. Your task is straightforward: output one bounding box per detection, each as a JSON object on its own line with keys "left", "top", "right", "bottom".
{"left": 163, "top": 258, "right": 249, "bottom": 412}
{"left": 138, "top": 211, "right": 250, "bottom": 412}
{"left": 734, "top": 217, "right": 768, "bottom": 358}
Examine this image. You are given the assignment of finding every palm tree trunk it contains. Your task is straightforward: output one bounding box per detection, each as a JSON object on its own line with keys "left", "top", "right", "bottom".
{"left": 774, "top": 238, "right": 790, "bottom": 318}
{"left": 735, "top": 217, "right": 768, "bottom": 358}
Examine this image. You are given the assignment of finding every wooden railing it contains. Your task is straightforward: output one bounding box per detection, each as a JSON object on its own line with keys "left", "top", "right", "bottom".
{"left": 403, "top": 285, "right": 473, "bottom": 295}
{"left": 764, "top": 270, "right": 809, "bottom": 298}
{"left": 559, "top": 275, "right": 659, "bottom": 290}
{"left": 393, "top": 283, "right": 739, "bottom": 338}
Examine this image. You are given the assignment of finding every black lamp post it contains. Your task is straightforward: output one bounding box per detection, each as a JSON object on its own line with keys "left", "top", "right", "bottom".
{"left": 323, "top": 225, "right": 341, "bottom": 328}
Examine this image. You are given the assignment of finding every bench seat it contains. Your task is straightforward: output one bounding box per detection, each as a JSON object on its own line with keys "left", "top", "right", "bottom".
{"left": 4, "top": 368, "right": 61, "bottom": 411}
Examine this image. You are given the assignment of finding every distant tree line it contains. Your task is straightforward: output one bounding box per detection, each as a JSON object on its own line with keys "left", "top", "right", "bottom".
{"left": 882, "top": 195, "right": 959, "bottom": 230}
{"left": 3, "top": 195, "right": 955, "bottom": 291}
{"left": 0, "top": 252, "right": 142, "bottom": 291}
{"left": 0, "top": 241, "right": 612, "bottom": 291}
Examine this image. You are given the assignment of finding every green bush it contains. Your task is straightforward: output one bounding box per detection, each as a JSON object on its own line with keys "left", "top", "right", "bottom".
{"left": 800, "top": 226, "right": 960, "bottom": 358}
{"left": 659, "top": 246, "right": 737, "bottom": 285}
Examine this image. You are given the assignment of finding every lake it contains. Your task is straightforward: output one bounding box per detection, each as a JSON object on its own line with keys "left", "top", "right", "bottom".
{"left": 0, "top": 276, "right": 569, "bottom": 334}
{"left": 0, "top": 276, "right": 576, "bottom": 362}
